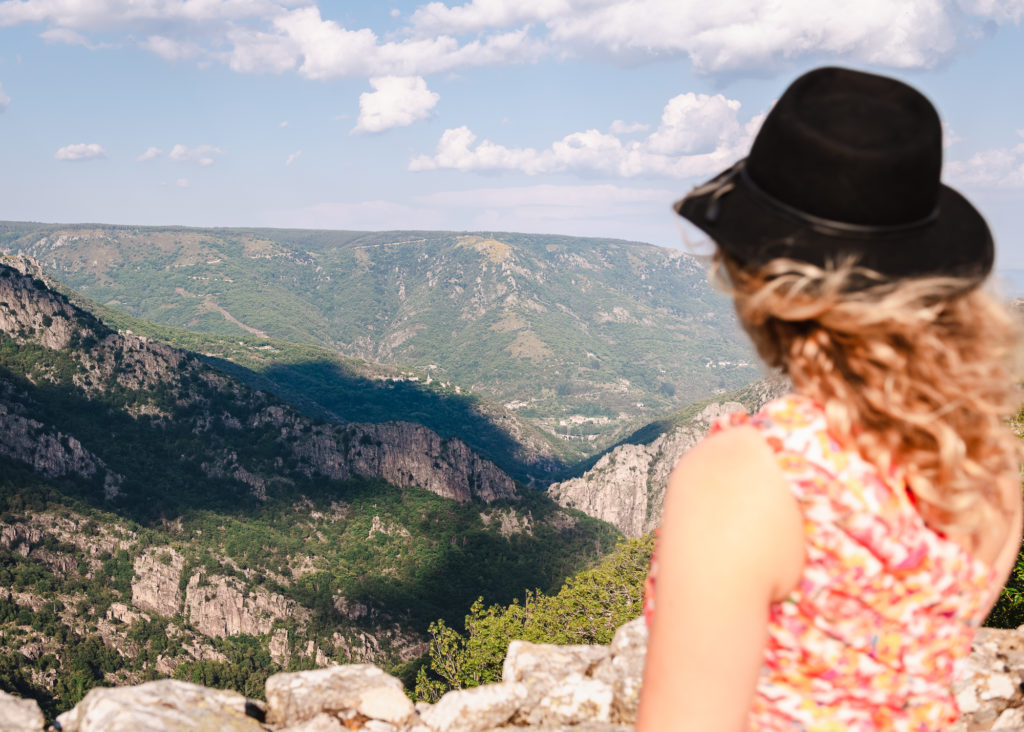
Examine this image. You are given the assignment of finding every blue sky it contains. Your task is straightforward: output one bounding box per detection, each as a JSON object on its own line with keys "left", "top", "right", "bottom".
{"left": 1, "top": 1, "right": 1023, "bottom": 268}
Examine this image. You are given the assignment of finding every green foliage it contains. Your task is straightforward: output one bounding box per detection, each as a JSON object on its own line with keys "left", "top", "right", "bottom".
{"left": 987, "top": 547, "right": 1024, "bottom": 628}
{"left": 172, "top": 636, "right": 276, "bottom": 700}
{"left": 2, "top": 226, "right": 759, "bottom": 466}
{"left": 414, "top": 535, "right": 653, "bottom": 701}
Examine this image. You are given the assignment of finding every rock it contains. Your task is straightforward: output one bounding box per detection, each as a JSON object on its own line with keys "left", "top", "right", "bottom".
{"left": 131, "top": 548, "right": 184, "bottom": 617}
{"left": 592, "top": 617, "right": 648, "bottom": 723}
{"left": 419, "top": 682, "right": 529, "bottom": 732}
{"left": 955, "top": 627, "right": 1024, "bottom": 730}
{"left": 105, "top": 601, "right": 149, "bottom": 625}
{"left": 547, "top": 378, "right": 790, "bottom": 537}
{"left": 277, "top": 713, "right": 345, "bottom": 732}
{"left": 54, "top": 679, "right": 264, "bottom": 732}
{"left": 184, "top": 573, "right": 309, "bottom": 638}
{"left": 265, "top": 664, "right": 414, "bottom": 727}
{"left": 499, "top": 619, "right": 647, "bottom": 727}
{"left": 995, "top": 708, "right": 1024, "bottom": 729}
{"left": 270, "top": 627, "right": 291, "bottom": 666}
{"left": 523, "top": 673, "right": 614, "bottom": 726}
{"left": 503, "top": 641, "right": 610, "bottom": 685}
{"left": 0, "top": 689, "right": 45, "bottom": 732}
{"left": 36, "top": 612, "right": 1024, "bottom": 731}
{"left": 287, "top": 420, "right": 518, "bottom": 504}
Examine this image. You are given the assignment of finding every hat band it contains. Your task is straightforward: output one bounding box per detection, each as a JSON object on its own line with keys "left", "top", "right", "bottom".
{"left": 735, "top": 161, "right": 941, "bottom": 238}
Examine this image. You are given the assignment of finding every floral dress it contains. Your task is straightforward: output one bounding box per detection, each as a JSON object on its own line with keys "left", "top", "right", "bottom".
{"left": 643, "top": 393, "right": 998, "bottom": 731}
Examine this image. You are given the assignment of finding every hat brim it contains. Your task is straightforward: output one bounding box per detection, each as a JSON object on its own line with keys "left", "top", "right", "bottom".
{"left": 675, "top": 161, "right": 993, "bottom": 282}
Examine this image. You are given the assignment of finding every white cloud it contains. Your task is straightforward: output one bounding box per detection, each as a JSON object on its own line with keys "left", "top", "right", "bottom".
{"left": 279, "top": 120, "right": 289, "bottom": 128}
{"left": 645, "top": 93, "right": 742, "bottom": 155}
{"left": 168, "top": 143, "right": 224, "bottom": 166}
{"left": 407, "top": 0, "right": 987, "bottom": 72}
{"left": 0, "top": 0, "right": 290, "bottom": 30}
{"left": 1, "top": 0, "right": 1016, "bottom": 80}
{"left": 251, "top": 6, "right": 542, "bottom": 80}
{"left": 39, "top": 27, "right": 112, "bottom": 49}
{"left": 958, "top": 0, "right": 1024, "bottom": 23}
{"left": 0, "top": 82, "right": 8, "bottom": 112}
{"left": 410, "top": 91, "right": 760, "bottom": 179}
{"left": 609, "top": 120, "right": 649, "bottom": 135}
{"left": 142, "top": 35, "right": 203, "bottom": 61}
{"left": 285, "top": 150, "right": 302, "bottom": 165}
{"left": 176, "top": 178, "right": 190, "bottom": 188}
{"left": 945, "top": 132, "right": 1024, "bottom": 188}
{"left": 409, "top": 0, "right": 568, "bottom": 35}
{"left": 353, "top": 75, "right": 439, "bottom": 134}
{"left": 136, "top": 146, "right": 163, "bottom": 162}
{"left": 226, "top": 26, "right": 300, "bottom": 73}
{"left": 942, "top": 122, "right": 962, "bottom": 149}
{"left": 54, "top": 143, "right": 106, "bottom": 161}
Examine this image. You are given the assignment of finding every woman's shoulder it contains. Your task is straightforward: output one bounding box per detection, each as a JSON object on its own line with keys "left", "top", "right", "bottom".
{"left": 709, "top": 392, "right": 827, "bottom": 451}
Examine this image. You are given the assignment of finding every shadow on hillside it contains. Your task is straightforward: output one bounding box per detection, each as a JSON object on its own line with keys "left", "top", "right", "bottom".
{"left": 201, "top": 356, "right": 567, "bottom": 486}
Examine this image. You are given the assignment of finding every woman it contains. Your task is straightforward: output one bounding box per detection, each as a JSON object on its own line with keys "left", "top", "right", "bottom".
{"left": 636, "top": 67, "right": 1023, "bottom": 731}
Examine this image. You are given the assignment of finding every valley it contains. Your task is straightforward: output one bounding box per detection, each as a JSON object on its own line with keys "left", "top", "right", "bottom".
{"left": 0, "top": 223, "right": 758, "bottom": 462}
{"left": 0, "top": 258, "right": 619, "bottom": 715}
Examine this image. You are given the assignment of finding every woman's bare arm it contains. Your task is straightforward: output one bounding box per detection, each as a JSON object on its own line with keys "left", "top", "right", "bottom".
{"left": 635, "top": 424, "right": 805, "bottom": 732}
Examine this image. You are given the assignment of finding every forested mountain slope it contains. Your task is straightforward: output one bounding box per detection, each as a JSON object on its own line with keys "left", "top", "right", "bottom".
{"left": 0, "top": 223, "right": 757, "bottom": 458}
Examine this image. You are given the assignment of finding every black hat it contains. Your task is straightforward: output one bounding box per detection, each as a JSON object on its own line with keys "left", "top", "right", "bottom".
{"left": 675, "top": 67, "right": 993, "bottom": 282}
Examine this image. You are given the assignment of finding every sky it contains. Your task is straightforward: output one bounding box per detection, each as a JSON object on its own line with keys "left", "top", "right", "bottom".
{"left": 0, "top": 1, "right": 1023, "bottom": 268}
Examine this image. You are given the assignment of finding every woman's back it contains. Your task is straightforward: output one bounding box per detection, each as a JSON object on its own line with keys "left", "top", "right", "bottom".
{"left": 641, "top": 392, "right": 1018, "bottom": 730}
{"left": 731, "top": 394, "right": 1006, "bottom": 730}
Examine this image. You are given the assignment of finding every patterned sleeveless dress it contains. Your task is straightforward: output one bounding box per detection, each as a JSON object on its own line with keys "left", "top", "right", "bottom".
{"left": 643, "top": 393, "right": 998, "bottom": 731}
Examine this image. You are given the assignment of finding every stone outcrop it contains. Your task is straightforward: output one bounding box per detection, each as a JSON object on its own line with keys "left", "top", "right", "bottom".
{"left": 0, "top": 405, "right": 122, "bottom": 495}
{"left": 548, "top": 377, "right": 790, "bottom": 537}
{"left": 184, "top": 573, "right": 311, "bottom": 639}
{"left": 0, "top": 689, "right": 45, "bottom": 732}
{"left": 281, "top": 416, "right": 518, "bottom": 504}
{"left": 131, "top": 547, "right": 185, "bottom": 617}
{"left": 54, "top": 679, "right": 266, "bottom": 732}
{"left": 265, "top": 665, "right": 415, "bottom": 727}
{"left": 3, "top": 618, "right": 1024, "bottom": 731}
{"left": 952, "top": 627, "right": 1024, "bottom": 731}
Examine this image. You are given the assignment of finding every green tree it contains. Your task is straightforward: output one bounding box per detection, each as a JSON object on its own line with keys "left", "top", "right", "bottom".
{"left": 414, "top": 535, "right": 653, "bottom": 701}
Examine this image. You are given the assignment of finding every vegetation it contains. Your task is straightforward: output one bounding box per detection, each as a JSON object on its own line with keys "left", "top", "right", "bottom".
{"left": 0, "top": 224, "right": 757, "bottom": 460}
{"left": 413, "top": 535, "right": 653, "bottom": 701}
{"left": 0, "top": 262, "right": 620, "bottom": 714}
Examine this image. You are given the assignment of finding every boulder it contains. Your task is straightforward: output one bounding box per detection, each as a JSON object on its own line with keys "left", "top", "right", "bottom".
{"left": 265, "top": 664, "right": 414, "bottom": 727}
{"left": 0, "top": 690, "right": 45, "bottom": 732}
{"left": 54, "top": 679, "right": 264, "bottom": 732}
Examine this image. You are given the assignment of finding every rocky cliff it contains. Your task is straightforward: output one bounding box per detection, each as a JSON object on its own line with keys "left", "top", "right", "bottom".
{"left": 4, "top": 618, "right": 1024, "bottom": 731}
{"left": 0, "top": 257, "right": 515, "bottom": 505}
{"left": 548, "top": 376, "right": 790, "bottom": 537}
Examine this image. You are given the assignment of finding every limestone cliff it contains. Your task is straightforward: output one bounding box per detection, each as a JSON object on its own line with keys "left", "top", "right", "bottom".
{"left": 131, "top": 548, "right": 185, "bottom": 617}
{"left": 0, "top": 257, "right": 516, "bottom": 504}
{"left": 548, "top": 376, "right": 790, "bottom": 537}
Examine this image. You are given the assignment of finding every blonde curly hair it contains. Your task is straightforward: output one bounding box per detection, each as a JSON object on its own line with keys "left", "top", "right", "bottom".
{"left": 717, "top": 252, "right": 1022, "bottom": 535}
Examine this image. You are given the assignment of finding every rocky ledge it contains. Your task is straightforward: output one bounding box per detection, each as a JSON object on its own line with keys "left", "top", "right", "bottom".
{"left": 3, "top": 619, "right": 1024, "bottom": 731}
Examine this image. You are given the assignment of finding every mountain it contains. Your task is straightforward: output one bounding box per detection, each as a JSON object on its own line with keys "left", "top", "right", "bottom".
{"left": 0, "top": 223, "right": 758, "bottom": 461}
{"left": 0, "top": 260, "right": 619, "bottom": 715}
{"left": 54, "top": 295, "right": 568, "bottom": 488}
{"left": 548, "top": 376, "right": 790, "bottom": 537}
